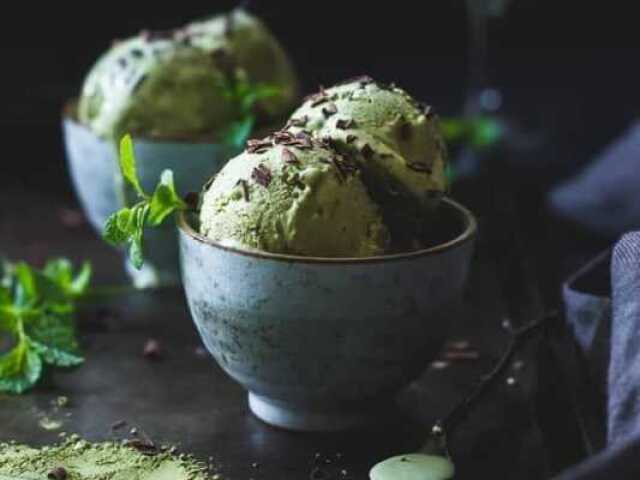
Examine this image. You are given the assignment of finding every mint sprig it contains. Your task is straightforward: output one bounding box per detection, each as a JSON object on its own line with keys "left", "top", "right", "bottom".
{"left": 103, "top": 134, "right": 188, "bottom": 269}
{"left": 0, "top": 259, "right": 91, "bottom": 394}
{"left": 220, "top": 78, "right": 282, "bottom": 149}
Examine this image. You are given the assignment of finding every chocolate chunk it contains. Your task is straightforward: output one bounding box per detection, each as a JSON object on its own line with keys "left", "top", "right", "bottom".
{"left": 130, "top": 48, "right": 145, "bottom": 58}
{"left": 48, "top": 467, "right": 67, "bottom": 480}
{"left": 336, "top": 119, "right": 355, "bottom": 130}
{"left": 246, "top": 138, "right": 272, "bottom": 154}
{"left": 322, "top": 103, "right": 338, "bottom": 118}
{"left": 346, "top": 134, "right": 357, "bottom": 144}
{"left": 360, "top": 144, "right": 374, "bottom": 159}
{"left": 117, "top": 57, "right": 128, "bottom": 68}
{"left": 293, "top": 131, "right": 313, "bottom": 149}
{"left": 236, "top": 179, "right": 250, "bottom": 201}
{"left": 282, "top": 148, "right": 299, "bottom": 165}
{"left": 143, "top": 339, "right": 162, "bottom": 360}
{"left": 125, "top": 438, "right": 158, "bottom": 456}
{"left": 251, "top": 164, "right": 273, "bottom": 187}
{"left": 288, "top": 116, "right": 308, "bottom": 128}
{"left": 305, "top": 87, "right": 329, "bottom": 107}
{"left": 407, "top": 161, "right": 433, "bottom": 173}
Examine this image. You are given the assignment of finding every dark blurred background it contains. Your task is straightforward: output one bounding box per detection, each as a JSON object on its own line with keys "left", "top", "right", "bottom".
{"left": 1, "top": 0, "right": 638, "bottom": 200}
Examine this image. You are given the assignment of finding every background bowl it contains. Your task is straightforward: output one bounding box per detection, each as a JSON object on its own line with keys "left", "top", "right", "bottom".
{"left": 178, "top": 198, "right": 477, "bottom": 431}
{"left": 63, "top": 112, "right": 241, "bottom": 288}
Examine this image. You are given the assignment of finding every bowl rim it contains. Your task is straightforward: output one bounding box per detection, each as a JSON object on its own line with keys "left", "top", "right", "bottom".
{"left": 177, "top": 197, "right": 477, "bottom": 265}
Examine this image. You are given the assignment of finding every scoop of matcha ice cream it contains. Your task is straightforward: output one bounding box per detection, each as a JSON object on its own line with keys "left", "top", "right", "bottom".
{"left": 287, "top": 77, "right": 447, "bottom": 205}
{"left": 286, "top": 77, "right": 448, "bottom": 250}
{"left": 77, "top": 9, "right": 298, "bottom": 141}
{"left": 199, "top": 130, "right": 389, "bottom": 257}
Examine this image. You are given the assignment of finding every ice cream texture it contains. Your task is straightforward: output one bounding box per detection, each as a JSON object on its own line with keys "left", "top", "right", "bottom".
{"left": 77, "top": 9, "right": 298, "bottom": 140}
{"left": 0, "top": 436, "right": 212, "bottom": 480}
{"left": 199, "top": 78, "right": 448, "bottom": 257}
{"left": 287, "top": 77, "right": 447, "bottom": 206}
{"left": 199, "top": 130, "right": 389, "bottom": 257}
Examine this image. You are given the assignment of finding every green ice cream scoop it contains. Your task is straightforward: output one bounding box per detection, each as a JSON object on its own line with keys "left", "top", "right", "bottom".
{"left": 77, "top": 9, "right": 298, "bottom": 141}
{"left": 199, "top": 130, "right": 389, "bottom": 257}
{"left": 287, "top": 77, "right": 447, "bottom": 206}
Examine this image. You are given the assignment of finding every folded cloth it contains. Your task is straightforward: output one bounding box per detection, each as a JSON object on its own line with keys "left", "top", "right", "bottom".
{"left": 554, "top": 232, "right": 640, "bottom": 479}
{"left": 548, "top": 121, "right": 640, "bottom": 237}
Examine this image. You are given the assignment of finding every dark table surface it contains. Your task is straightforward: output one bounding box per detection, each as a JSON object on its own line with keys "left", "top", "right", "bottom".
{"left": 0, "top": 184, "right": 557, "bottom": 480}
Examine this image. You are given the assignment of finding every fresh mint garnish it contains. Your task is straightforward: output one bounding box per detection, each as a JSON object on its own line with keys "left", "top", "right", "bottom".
{"left": 0, "top": 259, "right": 91, "bottom": 394}
{"left": 220, "top": 77, "right": 282, "bottom": 149}
{"left": 103, "top": 134, "right": 188, "bottom": 269}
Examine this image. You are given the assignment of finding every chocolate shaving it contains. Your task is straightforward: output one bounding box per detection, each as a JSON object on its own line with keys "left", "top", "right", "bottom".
{"left": 322, "top": 103, "right": 338, "bottom": 118}
{"left": 117, "top": 58, "right": 128, "bottom": 68}
{"left": 336, "top": 119, "right": 355, "bottom": 130}
{"left": 360, "top": 143, "right": 374, "bottom": 159}
{"left": 293, "top": 131, "right": 313, "bottom": 149}
{"left": 272, "top": 130, "right": 296, "bottom": 145}
{"left": 143, "top": 339, "right": 162, "bottom": 360}
{"left": 130, "top": 49, "right": 145, "bottom": 59}
{"left": 288, "top": 115, "right": 308, "bottom": 128}
{"left": 48, "top": 467, "right": 67, "bottom": 480}
{"left": 251, "top": 164, "right": 272, "bottom": 187}
{"left": 125, "top": 438, "right": 158, "bottom": 456}
{"left": 246, "top": 138, "right": 272, "bottom": 154}
{"left": 407, "top": 161, "right": 432, "bottom": 173}
{"left": 282, "top": 148, "right": 299, "bottom": 165}
{"left": 236, "top": 179, "right": 250, "bottom": 201}
{"left": 346, "top": 134, "right": 357, "bottom": 144}
{"left": 305, "top": 87, "right": 329, "bottom": 107}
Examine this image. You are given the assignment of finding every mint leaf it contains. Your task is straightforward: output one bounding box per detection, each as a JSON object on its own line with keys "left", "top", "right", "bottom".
{"left": 70, "top": 262, "right": 92, "bottom": 297}
{"left": 129, "top": 203, "right": 150, "bottom": 269}
{"left": 15, "top": 262, "right": 69, "bottom": 307}
{"left": 104, "top": 135, "right": 191, "bottom": 269}
{"left": 119, "top": 134, "right": 146, "bottom": 198}
{"left": 27, "top": 313, "right": 83, "bottom": 368}
{"left": 148, "top": 170, "right": 187, "bottom": 226}
{"left": 240, "top": 84, "right": 281, "bottom": 112}
{"left": 0, "top": 339, "right": 43, "bottom": 394}
{"left": 104, "top": 208, "right": 133, "bottom": 246}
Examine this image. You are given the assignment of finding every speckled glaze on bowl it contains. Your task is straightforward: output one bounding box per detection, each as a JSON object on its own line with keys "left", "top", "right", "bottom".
{"left": 62, "top": 113, "right": 241, "bottom": 288}
{"left": 178, "top": 198, "right": 477, "bottom": 431}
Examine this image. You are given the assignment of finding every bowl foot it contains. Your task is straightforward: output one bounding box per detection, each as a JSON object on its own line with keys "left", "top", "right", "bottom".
{"left": 248, "top": 392, "right": 386, "bottom": 432}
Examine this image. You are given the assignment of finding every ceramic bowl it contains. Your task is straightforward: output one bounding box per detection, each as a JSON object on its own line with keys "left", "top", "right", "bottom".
{"left": 62, "top": 110, "right": 241, "bottom": 288}
{"left": 178, "top": 198, "right": 477, "bottom": 431}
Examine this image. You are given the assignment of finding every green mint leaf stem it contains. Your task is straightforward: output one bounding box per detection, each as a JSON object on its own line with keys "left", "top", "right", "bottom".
{"left": 119, "top": 134, "right": 146, "bottom": 198}
{"left": 103, "top": 135, "right": 192, "bottom": 269}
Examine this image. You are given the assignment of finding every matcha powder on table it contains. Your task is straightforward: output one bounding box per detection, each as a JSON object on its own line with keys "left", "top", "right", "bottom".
{"left": 0, "top": 436, "right": 214, "bottom": 480}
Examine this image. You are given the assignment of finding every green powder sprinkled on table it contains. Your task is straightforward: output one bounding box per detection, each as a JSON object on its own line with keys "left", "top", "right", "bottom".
{"left": 0, "top": 435, "right": 215, "bottom": 480}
